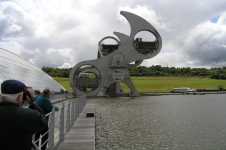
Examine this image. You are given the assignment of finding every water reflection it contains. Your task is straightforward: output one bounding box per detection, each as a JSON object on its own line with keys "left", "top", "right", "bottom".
{"left": 92, "top": 95, "right": 226, "bottom": 150}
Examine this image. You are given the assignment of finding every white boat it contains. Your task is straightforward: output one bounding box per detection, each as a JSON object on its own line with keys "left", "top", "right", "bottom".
{"left": 172, "top": 87, "right": 196, "bottom": 93}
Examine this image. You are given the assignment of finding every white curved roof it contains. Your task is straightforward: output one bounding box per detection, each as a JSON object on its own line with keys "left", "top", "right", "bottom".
{"left": 0, "top": 48, "right": 65, "bottom": 93}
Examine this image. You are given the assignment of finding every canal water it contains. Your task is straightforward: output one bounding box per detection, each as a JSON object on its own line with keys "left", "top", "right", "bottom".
{"left": 91, "top": 95, "right": 226, "bottom": 150}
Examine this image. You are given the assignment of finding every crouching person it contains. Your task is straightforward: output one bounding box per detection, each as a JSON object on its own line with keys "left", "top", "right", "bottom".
{"left": 0, "top": 80, "right": 48, "bottom": 150}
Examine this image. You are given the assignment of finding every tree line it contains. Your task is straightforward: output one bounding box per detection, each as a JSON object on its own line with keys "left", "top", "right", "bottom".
{"left": 42, "top": 67, "right": 71, "bottom": 78}
{"left": 42, "top": 66, "right": 226, "bottom": 80}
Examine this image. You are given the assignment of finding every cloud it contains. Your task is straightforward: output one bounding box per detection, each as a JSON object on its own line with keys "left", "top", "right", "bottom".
{"left": 0, "top": 0, "right": 226, "bottom": 68}
{"left": 21, "top": 48, "right": 74, "bottom": 68}
{"left": 184, "top": 19, "right": 226, "bottom": 67}
{"left": 118, "top": 5, "right": 167, "bottom": 31}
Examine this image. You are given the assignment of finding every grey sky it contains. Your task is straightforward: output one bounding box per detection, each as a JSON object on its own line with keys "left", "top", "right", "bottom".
{"left": 0, "top": 0, "right": 226, "bottom": 68}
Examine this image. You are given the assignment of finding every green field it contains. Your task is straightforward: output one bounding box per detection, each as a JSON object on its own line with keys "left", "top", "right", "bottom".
{"left": 54, "top": 77, "right": 72, "bottom": 92}
{"left": 54, "top": 76, "right": 226, "bottom": 93}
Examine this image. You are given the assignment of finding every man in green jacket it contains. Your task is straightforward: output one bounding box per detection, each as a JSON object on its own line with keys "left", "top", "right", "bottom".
{"left": 35, "top": 88, "right": 54, "bottom": 150}
{"left": 35, "top": 88, "right": 53, "bottom": 115}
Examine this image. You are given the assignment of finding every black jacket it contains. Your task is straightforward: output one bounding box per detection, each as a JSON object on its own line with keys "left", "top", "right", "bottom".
{"left": 0, "top": 102, "right": 48, "bottom": 150}
{"left": 29, "top": 102, "right": 45, "bottom": 115}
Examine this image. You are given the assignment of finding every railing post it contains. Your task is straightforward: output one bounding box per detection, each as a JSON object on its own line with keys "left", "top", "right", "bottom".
{"left": 76, "top": 101, "right": 80, "bottom": 120}
{"left": 78, "top": 99, "right": 82, "bottom": 114}
{"left": 70, "top": 101, "right": 74, "bottom": 127}
{"left": 66, "top": 102, "right": 71, "bottom": 132}
{"left": 59, "top": 103, "right": 65, "bottom": 142}
{"left": 71, "top": 101, "right": 74, "bottom": 125}
{"left": 73, "top": 101, "right": 76, "bottom": 122}
{"left": 38, "top": 134, "right": 42, "bottom": 150}
{"left": 48, "top": 110, "right": 55, "bottom": 149}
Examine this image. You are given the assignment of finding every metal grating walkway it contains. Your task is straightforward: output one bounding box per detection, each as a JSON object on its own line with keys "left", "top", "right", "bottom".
{"left": 57, "top": 104, "right": 95, "bottom": 150}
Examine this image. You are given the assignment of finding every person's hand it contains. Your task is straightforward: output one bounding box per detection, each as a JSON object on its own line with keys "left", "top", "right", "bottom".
{"left": 23, "top": 87, "right": 34, "bottom": 104}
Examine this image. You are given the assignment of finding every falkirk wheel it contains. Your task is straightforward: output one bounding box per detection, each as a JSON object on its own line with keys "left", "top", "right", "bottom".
{"left": 70, "top": 11, "right": 162, "bottom": 97}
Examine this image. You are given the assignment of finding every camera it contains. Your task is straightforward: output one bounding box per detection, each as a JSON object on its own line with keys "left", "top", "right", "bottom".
{"left": 22, "top": 89, "right": 32, "bottom": 101}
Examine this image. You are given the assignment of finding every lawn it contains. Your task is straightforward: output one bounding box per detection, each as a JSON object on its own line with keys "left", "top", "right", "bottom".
{"left": 54, "top": 76, "right": 226, "bottom": 93}
{"left": 54, "top": 77, "right": 72, "bottom": 92}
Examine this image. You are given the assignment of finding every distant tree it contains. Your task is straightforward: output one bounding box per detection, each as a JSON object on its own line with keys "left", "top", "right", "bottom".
{"left": 210, "top": 67, "right": 226, "bottom": 80}
{"left": 42, "top": 67, "right": 71, "bottom": 77}
{"left": 42, "top": 65, "right": 226, "bottom": 80}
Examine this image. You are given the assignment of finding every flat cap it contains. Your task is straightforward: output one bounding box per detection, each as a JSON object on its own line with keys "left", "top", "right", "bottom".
{"left": 1, "top": 80, "right": 26, "bottom": 94}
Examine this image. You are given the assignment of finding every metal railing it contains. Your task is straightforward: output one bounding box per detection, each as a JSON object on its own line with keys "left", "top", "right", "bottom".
{"left": 32, "top": 96, "right": 87, "bottom": 150}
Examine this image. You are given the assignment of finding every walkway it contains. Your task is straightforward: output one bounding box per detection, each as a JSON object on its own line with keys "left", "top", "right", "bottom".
{"left": 57, "top": 103, "right": 95, "bottom": 150}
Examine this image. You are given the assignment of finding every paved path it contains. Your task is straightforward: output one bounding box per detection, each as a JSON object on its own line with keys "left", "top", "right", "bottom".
{"left": 58, "top": 103, "right": 95, "bottom": 150}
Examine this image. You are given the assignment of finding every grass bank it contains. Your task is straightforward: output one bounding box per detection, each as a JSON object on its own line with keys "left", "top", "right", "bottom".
{"left": 54, "top": 76, "right": 226, "bottom": 93}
